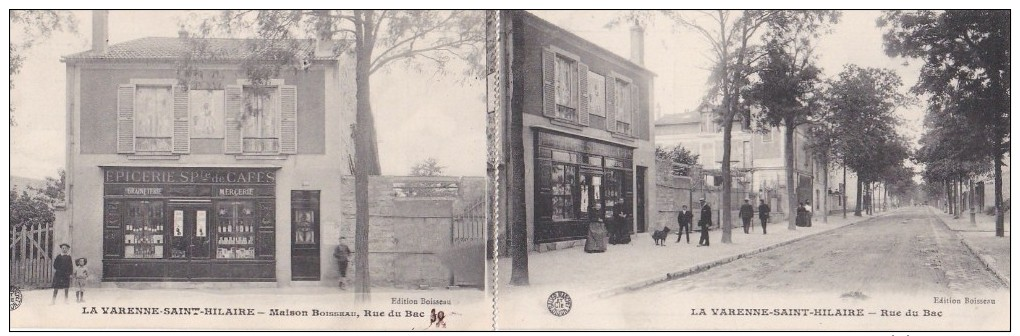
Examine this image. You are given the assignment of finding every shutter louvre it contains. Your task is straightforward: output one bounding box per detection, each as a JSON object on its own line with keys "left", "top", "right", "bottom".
{"left": 172, "top": 85, "right": 190, "bottom": 154}
{"left": 542, "top": 49, "right": 556, "bottom": 118}
{"left": 279, "top": 85, "right": 298, "bottom": 154}
{"left": 578, "top": 63, "right": 590, "bottom": 126}
{"left": 630, "top": 83, "right": 639, "bottom": 136}
{"left": 224, "top": 85, "right": 243, "bottom": 154}
{"left": 605, "top": 76, "right": 616, "bottom": 133}
{"left": 117, "top": 85, "right": 136, "bottom": 153}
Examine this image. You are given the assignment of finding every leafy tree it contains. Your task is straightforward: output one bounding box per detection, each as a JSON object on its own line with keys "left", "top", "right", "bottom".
{"left": 9, "top": 188, "right": 55, "bottom": 230}
{"left": 9, "top": 10, "right": 78, "bottom": 126}
{"left": 29, "top": 169, "right": 66, "bottom": 203}
{"left": 409, "top": 157, "right": 445, "bottom": 177}
{"left": 181, "top": 10, "right": 483, "bottom": 300}
{"left": 655, "top": 144, "right": 700, "bottom": 176}
{"left": 880, "top": 10, "right": 1010, "bottom": 236}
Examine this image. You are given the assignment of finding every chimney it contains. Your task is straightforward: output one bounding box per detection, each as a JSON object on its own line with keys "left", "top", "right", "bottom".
{"left": 630, "top": 22, "right": 644, "bottom": 66}
{"left": 92, "top": 10, "right": 109, "bottom": 54}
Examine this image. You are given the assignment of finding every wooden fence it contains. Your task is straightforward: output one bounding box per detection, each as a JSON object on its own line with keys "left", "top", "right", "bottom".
{"left": 10, "top": 222, "right": 54, "bottom": 288}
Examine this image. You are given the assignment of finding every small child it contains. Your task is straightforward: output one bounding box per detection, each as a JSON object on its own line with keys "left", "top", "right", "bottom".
{"left": 73, "top": 258, "right": 89, "bottom": 303}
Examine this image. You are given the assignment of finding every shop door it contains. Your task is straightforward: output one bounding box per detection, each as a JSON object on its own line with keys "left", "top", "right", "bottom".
{"left": 291, "top": 190, "right": 321, "bottom": 281}
{"left": 578, "top": 171, "right": 604, "bottom": 222}
{"left": 168, "top": 203, "right": 213, "bottom": 279}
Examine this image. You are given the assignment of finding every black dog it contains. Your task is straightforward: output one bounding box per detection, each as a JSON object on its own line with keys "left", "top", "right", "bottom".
{"left": 652, "top": 227, "right": 671, "bottom": 246}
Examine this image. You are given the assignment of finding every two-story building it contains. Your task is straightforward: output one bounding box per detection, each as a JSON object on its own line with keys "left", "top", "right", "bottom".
{"left": 500, "top": 11, "right": 657, "bottom": 251}
{"left": 655, "top": 107, "right": 827, "bottom": 219}
{"left": 60, "top": 12, "right": 355, "bottom": 285}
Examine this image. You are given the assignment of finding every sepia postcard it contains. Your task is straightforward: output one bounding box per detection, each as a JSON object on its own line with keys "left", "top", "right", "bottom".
{"left": 8, "top": 8, "right": 1013, "bottom": 332}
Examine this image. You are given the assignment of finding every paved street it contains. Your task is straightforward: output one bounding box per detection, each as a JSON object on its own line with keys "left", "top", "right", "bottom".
{"left": 626, "top": 207, "right": 1005, "bottom": 297}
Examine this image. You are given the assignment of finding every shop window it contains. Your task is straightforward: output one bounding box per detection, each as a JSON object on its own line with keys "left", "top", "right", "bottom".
{"left": 216, "top": 201, "right": 256, "bottom": 259}
{"left": 241, "top": 87, "right": 280, "bottom": 154}
{"left": 551, "top": 164, "right": 577, "bottom": 221}
{"left": 123, "top": 201, "right": 165, "bottom": 259}
{"left": 554, "top": 55, "right": 579, "bottom": 121}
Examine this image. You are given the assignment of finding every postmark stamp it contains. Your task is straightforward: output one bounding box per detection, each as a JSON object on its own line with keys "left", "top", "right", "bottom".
{"left": 546, "top": 291, "right": 572, "bottom": 317}
{"left": 10, "top": 286, "right": 23, "bottom": 311}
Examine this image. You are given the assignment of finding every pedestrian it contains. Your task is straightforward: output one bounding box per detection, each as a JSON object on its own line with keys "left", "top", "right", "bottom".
{"left": 697, "top": 199, "right": 712, "bottom": 247}
{"left": 73, "top": 257, "right": 89, "bottom": 303}
{"left": 614, "top": 208, "right": 632, "bottom": 244}
{"left": 805, "top": 200, "right": 813, "bottom": 227}
{"left": 758, "top": 199, "right": 770, "bottom": 235}
{"left": 796, "top": 202, "right": 807, "bottom": 227}
{"left": 51, "top": 243, "right": 73, "bottom": 305}
{"left": 333, "top": 237, "right": 352, "bottom": 289}
{"left": 739, "top": 198, "right": 754, "bottom": 234}
{"left": 584, "top": 205, "right": 608, "bottom": 253}
{"left": 675, "top": 204, "right": 693, "bottom": 244}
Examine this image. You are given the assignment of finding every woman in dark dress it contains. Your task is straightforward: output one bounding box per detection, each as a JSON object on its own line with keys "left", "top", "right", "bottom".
{"left": 51, "top": 243, "right": 73, "bottom": 304}
{"left": 795, "top": 202, "right": 807, "bottom": 227}
{"left": 584, "top": 204, "right": 608, "bottom": 253}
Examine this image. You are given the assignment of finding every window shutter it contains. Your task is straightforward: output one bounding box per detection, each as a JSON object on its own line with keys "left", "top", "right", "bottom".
{"left": 279, "top": 85, "right": 298, "bottom": 154}
{"left": 630, "top": 83, "right": 640, "bottom": 135}
{"left": 171, "top": 85, "right": 190, "bottom": 154}
{"left": 605, "top": 76, "right": 616, "bottom": 133}
{"left": 224, "top": 85, "right": 243, "bottom": 154}
{"left": 542, "top": 49, "right": 556, "bottom": 118}
{"left": 116, "top": 84, "right": 136, "bottom": 154}
{"left": 578, "top": 63, "right": 590, "bottom": 126}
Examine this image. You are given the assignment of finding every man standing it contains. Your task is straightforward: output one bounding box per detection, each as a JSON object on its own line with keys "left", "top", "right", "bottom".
{"left": 697, "top": 199, "right": 712, "bottom": 247}
{"left": 758, "top": 199, "right": 771, "bottom": 235}
{"left": 739, "top": 199, "right": 754, "bottom": 234}
{"left": 675, "top": 204, "right": 693, "bottom": 244}
{"left": 334, "top": 237, "right": 352, "bottom": 289}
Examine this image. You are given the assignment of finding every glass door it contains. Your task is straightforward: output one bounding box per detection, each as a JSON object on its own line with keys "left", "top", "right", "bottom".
{"left": 168, "top": 204, "right": 213, "bottom": 260}
{"left": 579, "top": 171, "right": 604, "bottom": 222}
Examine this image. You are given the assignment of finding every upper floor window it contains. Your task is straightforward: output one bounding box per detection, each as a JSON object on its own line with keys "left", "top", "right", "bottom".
{"left": 554, "top": 55, "right": 579, "bottom": 121}
{"left": 761, "top": 131, "right": 773, "bottom": 143}
{"left": 587, "top": 71, "right": 607, "bottom": 119}
{"left": 134, "top": 86, "right": 175, "bottom": 153}
{"left": 241, "top": 87, "right": 280, "bottom": 154}
{"left": 614, "top": 78, "right": 632, "bottom": 135}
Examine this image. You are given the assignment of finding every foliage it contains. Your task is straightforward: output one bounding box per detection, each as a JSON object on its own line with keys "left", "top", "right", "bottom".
{"left": 29, "top": 169, "right": 66, "bottom": 203}
{"left": 9, "top": 10, "right": 78, "bottom": 126}
{"left": 410, "top": 157, "right": 445, "bottom": 177}
{"left": 9, "top": 188, "right": 54, "bottom": 229}
{"left": 655, "top": 144, "right": 700, "bottom": 176}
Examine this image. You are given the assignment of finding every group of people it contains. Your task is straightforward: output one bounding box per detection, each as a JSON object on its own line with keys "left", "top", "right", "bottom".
{"left": 675, "top": 198, "right": 783, "bottom": 246}
{"left": 584, "top": 207, "right": 631, "bottom": 253}
{"left": 795, "top": 201, "right": 814, "bottom": 227}
{"left": 51, "top": 243, "right": 89, "bottom": 305}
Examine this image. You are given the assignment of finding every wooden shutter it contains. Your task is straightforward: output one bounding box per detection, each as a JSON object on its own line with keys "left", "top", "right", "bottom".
{"left": 605, "top": 76, "right": 616, "bottom": 133}
{"left": 116, "top": 84, "right": 136, "bottom": 153}
{"left": 279, "top": 85, "right": 298, "bottom": 154}
{"left": 224, "top": 85, "right": 243, "bottom": 154}
{"left": 630, "top": 83, "right": 640, "bottom": 135}
{"left": 171, "top": 85, "right": 190, "bottom": 154}
{"left": 578, "top": 63, "right": 590, "bottom": 126}
{"left": 542, "top": 49, "right": 556, "bottom": 118}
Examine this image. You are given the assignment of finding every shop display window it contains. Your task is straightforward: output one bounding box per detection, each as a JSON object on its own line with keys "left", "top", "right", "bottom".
{"left": 216, "top": 201, "right": 256, "bottom": 259}
{"left": 124, "top": 201, "right": 165, "bottom": 258}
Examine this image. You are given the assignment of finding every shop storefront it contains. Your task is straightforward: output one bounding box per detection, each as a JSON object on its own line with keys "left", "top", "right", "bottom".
{"left": 533, "top": 130, "right": 633, "bottom": 244}
{"left": 100, "top": 166, "right": 278, "bottom": 282}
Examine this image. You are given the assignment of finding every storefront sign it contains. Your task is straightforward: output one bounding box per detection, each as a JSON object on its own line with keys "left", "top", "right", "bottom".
{"left": 103, "top": 167, "right": 277, "bottom": 185}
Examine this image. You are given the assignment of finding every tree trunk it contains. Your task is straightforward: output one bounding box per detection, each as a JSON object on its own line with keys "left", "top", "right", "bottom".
{"left": 854, "top": 177, "right": 862, "bottom": 216}
{"left": 503, "top": 11, "right": 529, "bottom": 285}
{"left": 994, "top": 146, "right": 1004, "bottom": 237}
{"left": 352, "top": 11, "right": 381, "bottom": 302}
{"left": 842, "top": 164, "right": 847, "bottom": 218}
{"left": 969, "top": 176, "right": 976, "bottom": 225}
{"left": 822, "top": 160, "right": 828, "bottom": 223}
{"left": 785, "top": 122, "right": 797, "bottom": 230}
{"left": 721, "top": 115, "right": 734, "bottom": 243}
{"left": 946, "top": 179, "right": 953, "bottom": 215}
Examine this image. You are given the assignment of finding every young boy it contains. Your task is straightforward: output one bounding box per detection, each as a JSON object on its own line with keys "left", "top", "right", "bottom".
{"left": 73, "top": 258, "right": 89, "bottom": 303}
{"left": 51, "top": 243, "right": 73, "bottom": 305}
{"left": 333, "top": 237, "right": 352, "bottom": 289}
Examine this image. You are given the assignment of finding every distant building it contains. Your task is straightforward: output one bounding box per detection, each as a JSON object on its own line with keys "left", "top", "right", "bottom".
{"left": 498, "top": 11, "right": 657, "bottom": 251}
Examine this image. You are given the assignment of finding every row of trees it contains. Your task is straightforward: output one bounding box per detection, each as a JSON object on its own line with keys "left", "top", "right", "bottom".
{"left": 880, "top": 10, "right": 1009, "bottom": 237}
{"left": 627, "top": 10, "right": 916, "bottom": 240}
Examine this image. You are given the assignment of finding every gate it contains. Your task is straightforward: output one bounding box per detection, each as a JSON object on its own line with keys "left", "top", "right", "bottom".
{"left": 10, "top": 222, "right": 54, "bottom": 288}
{"left": 452, "top": 199, "right": 486, "bottom": 245}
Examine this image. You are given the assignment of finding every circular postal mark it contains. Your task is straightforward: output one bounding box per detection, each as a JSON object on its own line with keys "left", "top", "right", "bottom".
{"left": 546, "top": 291, "right": 572, "bottom": 317}
{"left": 10, "top": 286, "right": 23, "bottom": 311}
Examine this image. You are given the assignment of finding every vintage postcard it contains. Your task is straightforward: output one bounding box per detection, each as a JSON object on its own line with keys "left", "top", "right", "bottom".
{"left": 9, "top": 9, "right": 489, "bottom": 330}
{"left": 487, "top": 10, "right": 1010, "bottom": 331}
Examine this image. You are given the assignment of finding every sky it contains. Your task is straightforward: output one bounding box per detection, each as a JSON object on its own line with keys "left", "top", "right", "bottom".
{"left": 8, "top": 10, "right": 486, "bottom": 180}
{"left": 531, "top": 10, "right": 927, "bottom": 150}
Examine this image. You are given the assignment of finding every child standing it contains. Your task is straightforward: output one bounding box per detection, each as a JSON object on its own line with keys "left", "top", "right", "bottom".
{"left": 51, "top": 243, "right": 73, "bottom": 305}
{"left": 73, "top": 258, "right": 89, "bottom": 303}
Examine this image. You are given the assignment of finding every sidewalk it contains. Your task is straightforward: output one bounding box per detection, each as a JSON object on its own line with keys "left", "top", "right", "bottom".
{"left": 496, "top": 210, "right": 888, "bottom": 302}
{"left": 928, "top": 207, "right": 1011, "bottom": 286}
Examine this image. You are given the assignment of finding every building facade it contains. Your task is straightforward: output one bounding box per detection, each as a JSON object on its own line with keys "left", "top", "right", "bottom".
{"left": 503, "top": 11, "right": 657, "bottom": 251}
{"left": 61, "top": 29, "right": 356, "bottom": 285}
{"left": 655, "top": 108, "right": 828, "bottom": 219}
